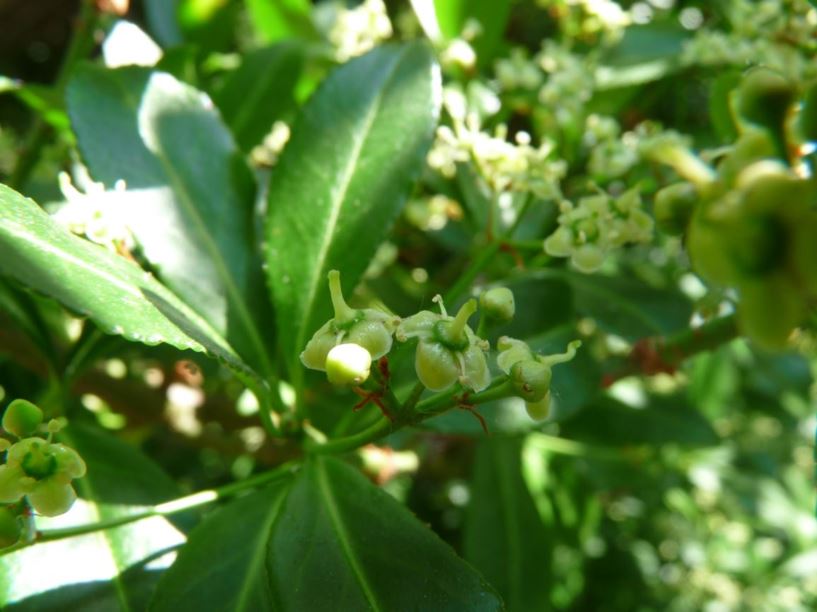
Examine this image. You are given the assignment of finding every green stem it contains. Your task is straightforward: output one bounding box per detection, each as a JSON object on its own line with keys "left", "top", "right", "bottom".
{"left": 655, "top": 313, "right": 739, "bottom": 366}
{"left": 2, "top": 462, "right": 299, "bottom": 555}
{"left": 444, "top": 194, "right": 534, "bottom": 304}
{"left": 306, "top": 417, "right": 393, "bottom": 454}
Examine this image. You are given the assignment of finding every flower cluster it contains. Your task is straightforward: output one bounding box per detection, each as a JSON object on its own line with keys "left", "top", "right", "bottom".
{"left": 544, "top": 189, "right": 654, "bottom": 273}
{"left": 680, "top": 0, "right": 817, "bottom": 80}
{"left": 300, "top": 270, "right": 399, "bottom": 381}
{"left": 0, "top": 400, "right": 86, "bottom": 520}
{"left": 301, "top": 277, "right": 587, "bottom": 424}
{"left": 427, "top": 91, "right": 566, "bottom": 199}
{"left": 51, "top": 170, "right": 134, "bottom": 253}
{"left": 318, "top": 0, "right": 393, "bottom": 63}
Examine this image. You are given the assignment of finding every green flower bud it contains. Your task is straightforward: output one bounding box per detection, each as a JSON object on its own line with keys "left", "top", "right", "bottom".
{"left": 325, "top": 343, "right": 372, "bottom": 386}
{"left": 653, "top": 182, "right": 697, "bottom": 235}
{"left": 2, "top": 400, "right": 43, "bottom": 438}
{"left": 301, "top": 270, "right": 399, "bottom": 372}
{"left": 497, "top": 337, "right": 580, "bottom": 419}
{"left": 480, "top": 287, "right": 515, "bottom": 323}
{"left": 0, "top": 507, "right": 20, "bottom": 548}
{"left": 397, "top": 296, "right": 490, "bottom": 392}
{"left": 510, "top": 360, "right": 552, "bottom": 402}
{"left": 736, "top": 68, "right": 795, "bottom": 133}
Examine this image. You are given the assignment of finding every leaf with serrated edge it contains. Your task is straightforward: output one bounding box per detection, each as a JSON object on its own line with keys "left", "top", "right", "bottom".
{"left": 0, "top": 183, "right": 248, "bottom": 371}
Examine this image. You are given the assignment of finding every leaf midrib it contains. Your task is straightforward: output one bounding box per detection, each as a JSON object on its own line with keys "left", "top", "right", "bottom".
{"left": 106, "top": 73, "right": 274, "bottom": 377}
{"left": 315, "top": 460, "right": 383, "bottom": 612}
{"left": 233, "top": 482, "right": 291, "bottom": 612}
{"left": 293, "top": 46, "right": 412, "bottom": 365}
{"left": 0, "top": 200, "right": 243, "bottom": 359}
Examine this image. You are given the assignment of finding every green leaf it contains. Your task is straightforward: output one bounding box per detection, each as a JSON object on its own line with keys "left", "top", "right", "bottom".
{"left": 432, "top": 0, "right": 511, "bottom": 66}
{"left": 0, "top": 183, "right": 245, "bottom": 369}
{"left": 464, "top": 436, "right": 550, "bottom": 612}
{"left": 265, "top": 42, "right": 440, "bottom": 379}
{"left": 67, "top": 66, "right": 274, "bottom": 377}
{"left": 245, "top": 0, "right": 315, "bottom": 43}
{"left": 567, "top": 272, "right": 692, "bottom": 341}
{"left": 212, "top": 42, "right": 303, "bottom": 151}
{"left": 0, "top": 424, "right": 186, "bottom": 609}
{"left": 144, "top": 0, "right": 183, "bottom": 46}
{"left": 152, "top": 456, "right": 502, "bottom": 610}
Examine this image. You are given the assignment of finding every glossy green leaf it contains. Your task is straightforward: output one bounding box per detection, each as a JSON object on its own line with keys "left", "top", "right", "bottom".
{"left": 67, "top": 66, "right": 274, "bottom": 377}
{"left": 144, "top": 0, "right": 183, "bottom": 47}
{"left": 0, "top": 183, "right": 244, "bottom": 368}
{"left": 152, "top": 456, "right": 502, "bottom": 611}
{"left": 246, "top": 0, "right": 315, "bottom": 43}
{"left": 0, "top": 424, "right": 186, "bottom": 609}
{"left": 265, "top": 42, "right": 440, "bottom": 379}
{"left": 212, "top": 42, "right": 303, "bottom": 151}
{"left": 464, "top": 436, "right": 550, "bottom": 612}
{"left": 432, "top": 0, "right": 511, "bottom": 65}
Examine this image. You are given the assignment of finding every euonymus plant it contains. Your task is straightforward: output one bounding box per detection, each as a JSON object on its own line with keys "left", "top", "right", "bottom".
{"left": 1, "top": 0, "right": 817, "bottom": 609}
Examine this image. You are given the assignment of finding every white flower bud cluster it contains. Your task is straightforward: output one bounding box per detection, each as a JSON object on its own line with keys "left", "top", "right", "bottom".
{"left": 680, "top": 0, "right": 817, "bottom": 80}
{"left": 321, "top": 0, "right": 393, "bottom": 63}
{"left": 427, "top": 91, "right": 566, "bottom": 199}
{"left": 544, "top": 189, "right": 653, "bottom": 273}
{"left": 583, "top": 114, "right": 638, "bottom": 181}
{"left": 51, "top": 170, "right": 134, "bottom": 253}
{"left": 536, "top": 42, "right": 596, "bottom": 127}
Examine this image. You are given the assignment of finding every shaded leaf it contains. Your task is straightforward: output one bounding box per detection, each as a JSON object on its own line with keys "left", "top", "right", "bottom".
{"left": 153, "top": 456, "right": 502, "bottom": 611}
{"left": 265, "top": 42, "right": 440, "bottom": 380}
{"left": 0, "top": 183, "right": 245, "bottom": 368}
{"left": 464, "top": 436, "right": 550, "bottom": 612}
{"left": 67, "top": 66, "right": 274, "bottom": 376}
{"left": 212, "top": 42, "right": 303, "bottom": 150}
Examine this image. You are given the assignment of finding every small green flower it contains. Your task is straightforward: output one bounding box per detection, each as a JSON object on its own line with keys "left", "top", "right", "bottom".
{"left": 497, "top": 337, "right": 581, "bottom": 421}
{"left": 301, "top": 270, "right": 399, "bottom": 372}
{"left": 0, "top": 437, "right": 86, "bottom": 517}
{"left": 396, "top": 296, "right": 490, "bottom": 392}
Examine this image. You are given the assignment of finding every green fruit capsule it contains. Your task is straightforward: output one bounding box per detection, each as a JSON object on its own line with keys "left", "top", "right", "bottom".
{"left": 325, "top": 343, "right": 372, "bottom": 386}
{"left": 480, "top": 287, "right": 515, "bottom": 323}
{"left": 653, "top": 182, "right": 697, "bottom": 235}
{"left": 737, "top": 274, "right": 804, "bottom": 350}
{"left": 2, "top": 400, "right": 44, "bottom": 438}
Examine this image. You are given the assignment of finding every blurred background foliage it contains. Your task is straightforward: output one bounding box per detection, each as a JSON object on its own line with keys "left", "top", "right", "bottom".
{"left": 0, "top": 0, "right": 816, "bottom": 610}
